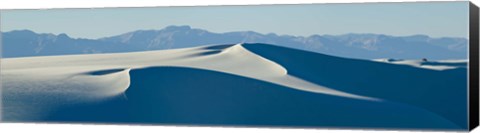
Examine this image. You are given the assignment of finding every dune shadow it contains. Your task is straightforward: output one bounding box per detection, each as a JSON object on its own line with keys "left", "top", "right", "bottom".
{"left": 42, "top": 66, "right": 461, "bottom": 130}
{"left": 191, "top": 50, "right": 223, "bottom": 56}
{"left": 202, "top": 44, "right": 235, "bottom": 50}
{"left": 242, "top": 43, "right": 468, "bottom": 129}
{"left": 386, "top": 59, "right": 404, "bottom": 62}
{"left": 85, "top": 68, "right": 126, "bottom": 76}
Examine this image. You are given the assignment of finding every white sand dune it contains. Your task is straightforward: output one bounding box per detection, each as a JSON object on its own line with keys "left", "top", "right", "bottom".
{"left": 372, "top": 58, "right": 467, "bottom": 71}
{"left": 0, "top": 43, "right": 468, "bottom": 130}
{"left": 1, "top": 43, "right": 374, "bottom": 121}
{"left": 2, "top": 43, "right": 376, "bottom": 102}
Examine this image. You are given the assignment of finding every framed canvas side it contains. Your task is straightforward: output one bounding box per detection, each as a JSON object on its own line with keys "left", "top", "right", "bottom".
{"left": 469, "top": 1, "right": 479, "bottom": 131}
{"left": 0, "top": 9, "right": 3, "bottom": 122}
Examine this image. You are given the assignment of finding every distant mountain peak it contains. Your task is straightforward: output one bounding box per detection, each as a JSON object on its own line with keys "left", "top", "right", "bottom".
{"left": 164, "top": 25, "right": 192, "bottom": 31}
{"left": 57, "top": 33, "right": 70, "bottom": 39}
{"left": 6, "top": 29, "right": 37, "bottom": 36}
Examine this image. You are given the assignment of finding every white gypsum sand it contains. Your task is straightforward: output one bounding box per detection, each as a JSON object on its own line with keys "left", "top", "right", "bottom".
{"left": 2, "top": 43, "right": 375, "bottom": 101}
{"left": 372, "top": 58, "right": 467, "bottom": 71}
{"left": 1, "top": 43, "right": 467, "bottom": 127}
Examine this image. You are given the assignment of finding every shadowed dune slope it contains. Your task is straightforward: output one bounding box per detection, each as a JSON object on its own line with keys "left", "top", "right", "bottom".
{"left": 46, "top": 67, "right": 461, "bottom": 130}
{"left": 242, "top": 43, "right": 468, "bottom": 129}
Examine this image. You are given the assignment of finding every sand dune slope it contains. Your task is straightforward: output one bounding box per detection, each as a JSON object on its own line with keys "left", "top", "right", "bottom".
{"left": 1, "top": 43, "right": 467, "bottom": 130}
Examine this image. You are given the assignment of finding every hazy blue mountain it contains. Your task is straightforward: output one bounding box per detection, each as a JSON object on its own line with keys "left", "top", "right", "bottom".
{"left": 2, "top": 25, "right": 468, "bottom": 59}
{"left": 1, "top": 30, "right": 138, "bottom": 58}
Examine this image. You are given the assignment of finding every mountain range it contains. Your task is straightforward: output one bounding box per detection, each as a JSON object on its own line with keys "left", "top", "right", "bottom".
{"left": 1, "top": 25, "right": 468, "bottom": 60}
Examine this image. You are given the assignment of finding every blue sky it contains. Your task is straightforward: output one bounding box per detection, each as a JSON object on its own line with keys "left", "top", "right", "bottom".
{"left": 0, "top": 1, "right": 469, "bottom": 39}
